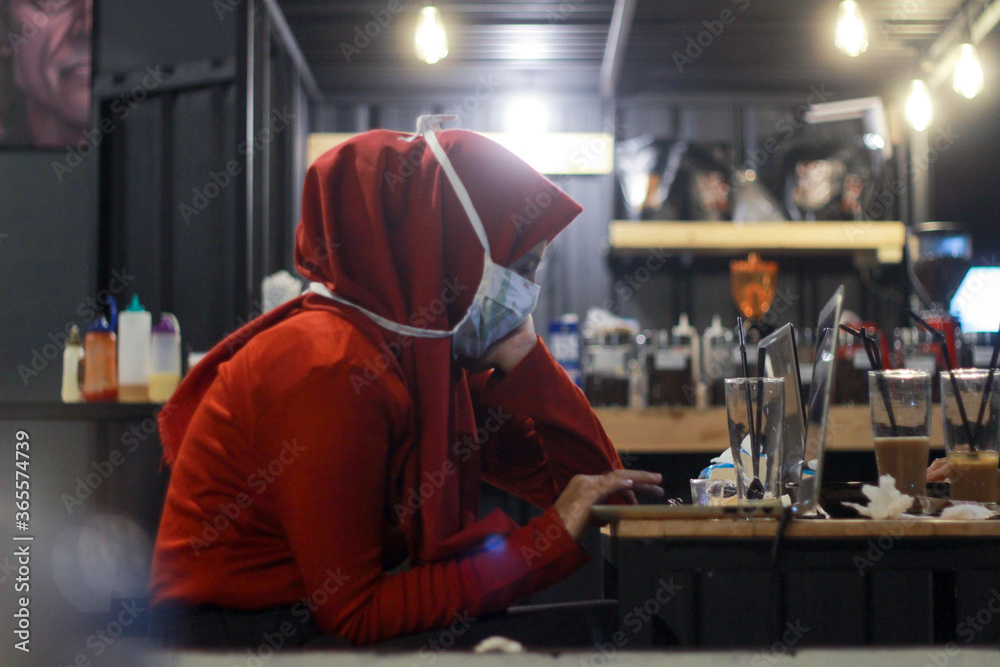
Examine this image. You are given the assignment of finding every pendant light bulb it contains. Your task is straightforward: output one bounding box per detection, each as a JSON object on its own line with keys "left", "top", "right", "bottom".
{"left": 415, "top": 6, "right": 449, "bottom": 65}
{"left": 836, "top": 1, "right": 869, "bottom": 57}
{"left": 953, "top": 42, "right": 984, "bottom": 99}
{"left": 906, "top": 79, "right": 933, "bottom": 132}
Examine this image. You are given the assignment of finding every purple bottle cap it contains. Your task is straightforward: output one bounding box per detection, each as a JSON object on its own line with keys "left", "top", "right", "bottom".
{"left": 153, "top": 313, "right": 180, "bottom": 334}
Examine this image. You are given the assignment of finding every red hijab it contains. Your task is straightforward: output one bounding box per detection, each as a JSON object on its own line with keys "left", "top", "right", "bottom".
{"left": 159, "top": 127, "right": 583, "bottom": 563}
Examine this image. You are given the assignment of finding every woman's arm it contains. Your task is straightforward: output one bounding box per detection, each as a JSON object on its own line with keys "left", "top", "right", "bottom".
{"left": 472, "top": 334, "right": 653, "bottom": 508}
{"left": 261, "top": 358, "right": 590, "bottom": 645}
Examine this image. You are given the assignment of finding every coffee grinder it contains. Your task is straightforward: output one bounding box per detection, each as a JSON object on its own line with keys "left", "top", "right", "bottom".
{"left": 907, "top": 221, "right": 973, "bottom": 367}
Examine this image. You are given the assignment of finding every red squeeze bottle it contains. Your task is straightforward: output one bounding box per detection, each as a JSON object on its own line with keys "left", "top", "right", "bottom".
{"left": 83, "top": 296, "right": 119, "bottom": 402}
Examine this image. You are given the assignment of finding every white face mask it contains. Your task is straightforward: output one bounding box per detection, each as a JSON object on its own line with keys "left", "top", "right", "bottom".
{"left": 308, "top": 114, "right": 540, "bottom": 359}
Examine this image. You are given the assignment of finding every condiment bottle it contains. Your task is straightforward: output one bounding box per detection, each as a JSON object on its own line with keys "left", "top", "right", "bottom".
{"left": 671, "top": 313, "right": 699, "bottom": 406}
{"left": 118, "top": 294, "right": 152, "bottom": 403}
{"left": 61, "top": 325, "right": 83, "bottom": 403}
{"left": 701, "top": 315, "right": 735, "bottom": 406}
{"left": 150, "top": 313, "right": 182, "bottom": 402}
{"left": 83, "top": 297, "right": 118, "bottom": 402}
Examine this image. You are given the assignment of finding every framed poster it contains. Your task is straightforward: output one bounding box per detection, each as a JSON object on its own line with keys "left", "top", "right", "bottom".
{"left": 0, "top": 0, "right": 91, "bottom": 148}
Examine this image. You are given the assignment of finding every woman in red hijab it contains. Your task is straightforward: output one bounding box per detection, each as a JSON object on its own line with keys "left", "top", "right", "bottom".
{"left": 149, "top": 117, "right": 663, "bottom": 648}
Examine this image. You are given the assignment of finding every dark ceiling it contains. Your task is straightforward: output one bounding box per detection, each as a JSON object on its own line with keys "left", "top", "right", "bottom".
{"left": 278, "top": 0, "right": 973, "bottom": 97}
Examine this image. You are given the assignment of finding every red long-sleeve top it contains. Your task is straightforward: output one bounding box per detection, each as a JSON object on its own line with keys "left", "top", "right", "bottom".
{"left": 150, "top": 309, "right": 623, "bottom": 644}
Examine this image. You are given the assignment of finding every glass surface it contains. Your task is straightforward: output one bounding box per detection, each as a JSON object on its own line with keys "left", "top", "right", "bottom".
{"left": 869, "top": 370, "right": 932, "bottom": 496}
{"left": 725, "top": 377, "right": 785, "bottom": 503}
{"left": 941, "top": 369, "right": 1000, "bottom": 503}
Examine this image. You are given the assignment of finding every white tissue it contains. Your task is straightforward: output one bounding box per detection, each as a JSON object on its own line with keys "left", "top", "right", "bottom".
{"left": 940, "top": 504, "right": 997, "bottom": 520}
{"left": 473, "top": 636, "right": 525, "bottom": 654}
{"left": 843, "top": 475, "right": 913, "bottom": 520}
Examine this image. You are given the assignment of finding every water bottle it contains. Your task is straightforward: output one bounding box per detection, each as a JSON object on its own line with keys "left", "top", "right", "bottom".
{"left": 549, "top": 314, "right": 583, "bottom": 388}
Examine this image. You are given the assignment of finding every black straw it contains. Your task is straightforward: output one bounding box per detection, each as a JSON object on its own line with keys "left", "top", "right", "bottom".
{"left": 755, "top": 348, "right": 766, "bottom": 469}
{"left": 841, "top": 324, "right": 897, "bottom": 434}
{"left": 973, "top": 321, "right": 1000, "bottom": 446}
{"left": 737, "top": 317, "right": 756, "bottom": 457}
{"left": 907, "top": 309, "right": 976, "bottom": 448}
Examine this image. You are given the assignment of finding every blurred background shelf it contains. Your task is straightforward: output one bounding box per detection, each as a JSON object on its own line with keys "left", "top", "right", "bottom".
{"left": 594, "top": 404, "right": 945, "bottom": 454}
{"left": 608, "top": 221, "right": 906, "bottom": 264}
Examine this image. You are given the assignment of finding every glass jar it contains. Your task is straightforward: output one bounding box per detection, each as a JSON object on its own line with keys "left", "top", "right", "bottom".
{"left": 583, "top": 332, "right": 634, "bottom": 407}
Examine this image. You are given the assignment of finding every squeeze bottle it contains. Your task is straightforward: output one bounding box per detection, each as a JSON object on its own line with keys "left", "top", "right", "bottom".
{"left": 118, "top": 294, "right": 151, "bottom": 403}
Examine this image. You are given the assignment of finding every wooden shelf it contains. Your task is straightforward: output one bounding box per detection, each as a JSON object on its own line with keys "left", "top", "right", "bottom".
{"left": 608, "top": 220, "right": 906, "bottom": 264}
{"left": 0, "top": 402, "right": 162, "bottom": 421}
{"left": 594, "top": 404, "right": 945, "bottom": 454}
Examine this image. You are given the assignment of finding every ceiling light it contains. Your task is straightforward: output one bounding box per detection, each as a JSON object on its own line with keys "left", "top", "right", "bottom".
{"left": 953, "top": 42, "right": 984, "bottom": 99}
{"left": 415, "top": 6, "right": 448, "bottom": 65}
{"left": 835, "top": 1, "right": 869, "bottom": 57}
{"left": 905, "top": 79, "right": 933, "bottom": 132}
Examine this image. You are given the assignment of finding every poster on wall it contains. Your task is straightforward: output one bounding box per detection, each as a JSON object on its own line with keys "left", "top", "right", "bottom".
{"left": 0, "top": 0, "right": 91, "bottom": 148}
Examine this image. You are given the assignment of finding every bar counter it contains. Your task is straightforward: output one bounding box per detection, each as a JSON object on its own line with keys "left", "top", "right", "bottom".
{"left": 600, "top": 507, "right": 1000, "bottom": 648}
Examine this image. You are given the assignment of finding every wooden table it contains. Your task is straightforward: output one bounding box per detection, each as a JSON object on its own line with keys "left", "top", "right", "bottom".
{"left": 600, "top": 508, "right": 1000, "bottom": 648}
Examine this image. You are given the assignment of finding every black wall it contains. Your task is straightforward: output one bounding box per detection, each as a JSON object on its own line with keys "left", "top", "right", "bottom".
{"left": 0, "top": 154, "right": 98, "bottom": 401}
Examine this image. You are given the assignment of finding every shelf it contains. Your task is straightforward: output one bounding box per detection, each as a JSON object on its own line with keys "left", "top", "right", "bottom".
{"left": 0, "top": 402, "right": 162, "bottom": 421}
{"left": 608, "top": 220, "right": 906, "bottom": 264}
{"left": 593, "top": 405, "right": 945, "bottom": 454}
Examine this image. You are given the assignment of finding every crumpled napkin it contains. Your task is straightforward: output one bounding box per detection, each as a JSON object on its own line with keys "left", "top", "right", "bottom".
{"left": 940, "top": 504, "right": 997, "bottom": 520}
{"left": 843, "top": 475, "right": 913, "bottom": 520}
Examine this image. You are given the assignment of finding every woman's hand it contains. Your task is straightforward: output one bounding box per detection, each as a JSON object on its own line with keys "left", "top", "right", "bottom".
{"left": 554, "top": 470, "right": 664, "bottom": 541}
{"left": 464, "top": 316, "right": 539, "bottom": 375}
{"left": 927, "top": 457, "right": 951, "bottom": 482}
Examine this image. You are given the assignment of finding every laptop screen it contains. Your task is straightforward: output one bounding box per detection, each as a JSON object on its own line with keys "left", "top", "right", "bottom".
{"left": 758, "top": 323, "right": 806, "bottom": 500}
{"left": 798, "top": 287, "right": 844, "bottom": 514}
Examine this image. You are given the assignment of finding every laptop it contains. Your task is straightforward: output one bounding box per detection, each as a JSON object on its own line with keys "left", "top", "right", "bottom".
{"left": 760, "top": 287, "right": 844, "bottom": 516}
{"left": 592, "top": 286, "right": 844, "bottom": 521}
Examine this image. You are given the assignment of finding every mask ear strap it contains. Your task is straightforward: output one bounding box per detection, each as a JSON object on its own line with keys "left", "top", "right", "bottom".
{"left": 417, "top": 116, "right": 493, "bottom": 263}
